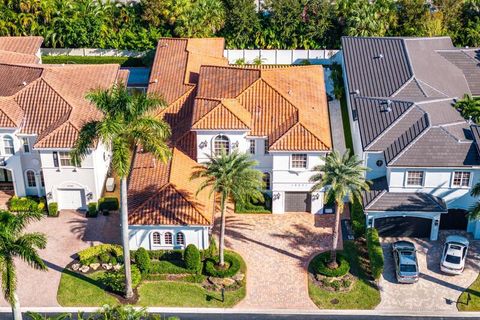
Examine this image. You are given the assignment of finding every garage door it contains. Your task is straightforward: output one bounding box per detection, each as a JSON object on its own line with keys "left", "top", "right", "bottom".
{"left": 58, "top": 189, "right": 86, "bottom": 210}
{"left": 375, "top": 216, "right": 432, "bottom": 238}
{"left": 440, "top": 209, "right": 468, "bottom": 230}
{"left": 285, "top": 192, "right": 311, "bottom": 212}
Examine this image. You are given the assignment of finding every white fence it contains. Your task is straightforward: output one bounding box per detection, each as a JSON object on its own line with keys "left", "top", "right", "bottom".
{"left": 41, "top": 48, "right": 341, "bottom": 64}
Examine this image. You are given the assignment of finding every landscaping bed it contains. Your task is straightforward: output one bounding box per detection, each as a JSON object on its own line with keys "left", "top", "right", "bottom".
{"left": 235, "top": 193, "right": 272, "bottom": 214}
{"left": 308, "top": 240, "right": 380, "bottom": 309}
{"left": 457, "top": 273, "right": 480, "bottom": 311}
{"left": 57, "top": 243, "right": 246, "bottom": 308}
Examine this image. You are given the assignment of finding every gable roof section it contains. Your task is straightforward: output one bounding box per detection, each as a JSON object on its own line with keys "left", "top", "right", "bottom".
{"left": 437, "top": 49, "right": 480, "bottom": 96}
{"left": 191, "top": 98, "right": 251, "bottom": 130}
{"left": 0, "top": 36, "right": 42, "bottom": 64}
{"left": 0, "top": 64, "right": 43, "bottom": 96}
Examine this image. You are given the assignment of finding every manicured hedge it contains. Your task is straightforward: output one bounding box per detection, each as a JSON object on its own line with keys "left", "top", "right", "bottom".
{"left": 149, "top": 261, "right": 193, "bottom": 275}
{"left": 48, "top": 202, "right": 58, "bottom": 217}
{"left": 78, "top": 244, "right": 123, "bottom": 266}
{"left": 366, "top": 228, "right": 384, "bottom": 280}
{"left": 42, "top": 55, "right": 145, "bottom": 67}
{"left": 147, "top": 250, "right": 183, "bottom": 261}
{"left": 204, "top": 252, "right": 241, "bottom": 278}
{"left": 235, "top": 193, "right": 272, "bottom": 214}
{"left": 8, "top": 196, "right": 45, "bottom": 213}
{"left": 98, "top": 197, "right": 119, "bottom": 212}
{"left": 135, "top": 248, "right": 151, "bottom": 274}
{"left": 311, "top": 251, "right": 350, "bottom": 277}
{"left": 350, "top": 201, "right": 366, "bottom": 238}
{"left": 87, "top": 202, "right": 98, "bottom": 217}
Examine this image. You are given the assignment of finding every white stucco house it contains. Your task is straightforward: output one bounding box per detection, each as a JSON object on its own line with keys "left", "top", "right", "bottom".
{"left": 127, "top": 38, "right": 333, "bottom": 250}
{"left": 0, "top": 36, "right": 127, "bottom": 211}
{"left": 342, "top": 36, "right": 480, "bottom": 240}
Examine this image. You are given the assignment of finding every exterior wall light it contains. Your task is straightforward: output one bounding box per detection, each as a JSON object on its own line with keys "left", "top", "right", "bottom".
{"left": 273, "top": 192, "right": 281, "bottom": 200}
{"left": 199, "top": 140, "right": 208, "bottom": 149}
{"left": 434, "top": 219, "right": 439, "bottom": 226}
{"left": 312, "top": 193, "right": 320, "bottom": 201}
{"left": 86, "top": 192, "right": 93, "bottom": 201}
{"left": 46, "top": 192, "right": 53, "bottom": 200}
{"left": 232, "top": 141, "right": 239, "bottom": 149}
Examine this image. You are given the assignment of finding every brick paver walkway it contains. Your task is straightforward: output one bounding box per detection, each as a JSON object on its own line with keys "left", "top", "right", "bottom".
{"left": 0, "top": 210, "right": 120, "bottom": 307}
{"left": 219, "top": 210, "right": 339, "bottom": 309}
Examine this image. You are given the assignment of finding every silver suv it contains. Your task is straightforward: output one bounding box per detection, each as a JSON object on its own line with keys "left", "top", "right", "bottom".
{"left": 392, "top": 241, "right": 419, "bottom": 284}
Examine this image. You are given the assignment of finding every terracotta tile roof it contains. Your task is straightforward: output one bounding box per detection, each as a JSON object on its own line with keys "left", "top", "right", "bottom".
{"left": 148, "top": 38, "right": 227, "bottom": 104}
{"left": 191, "top": 98, "right": 251, "bottom": 130}
{"left": 0, "top": 37, "right": 42, "bottom": 64}
{"left": 0, "top": 61, "right": 125, "bottom": 147}
{"left": 128, "top": 148, "right": 214, "bottom": 226}
{"left": 193, "top": 65, "right": 332, "bottom": 151}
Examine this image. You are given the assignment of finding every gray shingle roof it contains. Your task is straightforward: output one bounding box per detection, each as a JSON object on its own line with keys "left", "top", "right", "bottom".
{"left": 342, "top": 36, "right": 480, "bottom": 168}
{"left": 365, "top": 192, "right": 447, "bottom": 212}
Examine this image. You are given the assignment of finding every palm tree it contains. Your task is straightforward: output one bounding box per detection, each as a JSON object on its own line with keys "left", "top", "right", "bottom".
{"left": 71, "top": 84, "right": 171, "bottom": 299}
{"left": 468, "top": 182, "right": 480, "bottom": 219}
{"left": 310, "top": 150, "right": 370, "bottom": 268}
{"left": 0, "top": 211, "right": 47, "bottom": 320}
{"left": 455, "top": 94, "right": 480, "bottom": 123}
{"left": 191, "top": 150, "right": 263, "bottom": 266}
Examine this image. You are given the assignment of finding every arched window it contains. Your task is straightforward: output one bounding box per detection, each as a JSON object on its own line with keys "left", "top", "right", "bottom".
{"left": 263, "top": 172, "right": 271, "bottom": 190}
{"left": 25, "top": 170, "right": 36, "bottom": 188}
{"left": 152, "top": 232, "right": 161, "bottom": 245}
{"left": 213, "top": 135, "right": 230, "bottom": 156}
{"left": 3, "top": 136, "right": 14, "bottom": 155}
{"left": 164, "top": 232, "right": 173, "bottom": 245}
{"left": 176, "top": 232, "right": 185, "bottom": 245}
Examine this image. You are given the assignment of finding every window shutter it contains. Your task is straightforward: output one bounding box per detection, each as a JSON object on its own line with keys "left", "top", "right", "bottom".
{"left": 53, "top": 152, "right": 59, "bottom": 167}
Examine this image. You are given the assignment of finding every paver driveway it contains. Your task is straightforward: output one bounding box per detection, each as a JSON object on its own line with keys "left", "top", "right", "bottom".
{"left": 0, "top": 210, "right": 120, "bottom": 307}
{"left": 377, "top": 231, "right": 480, "bottom": 312}
{"left": 220, "top": 211, "right": 339, "bottom": 310}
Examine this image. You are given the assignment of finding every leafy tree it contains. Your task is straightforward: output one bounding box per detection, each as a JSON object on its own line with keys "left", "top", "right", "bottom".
{"left": 469, "top": 182, "right": 480, "bottom": 219}
{"left": 454, "top": 94, "right": 480, "bottom": 123}
{"left": 191, "top": 151, "right": 263, "bottom": 266}
{"left": 0, "top": 211, "right": 47, "bottom": 320}
{"left": 310, "top": 150, "right": 370, "bottom": 268}
{"left": 220, "top": 0, "right": 260, "bottom": 48}
{"left": 71, "top": 85, "right": 171, "bottom": 298}
{"left": 395, "top": 0, "right": 431, "bottom": 36}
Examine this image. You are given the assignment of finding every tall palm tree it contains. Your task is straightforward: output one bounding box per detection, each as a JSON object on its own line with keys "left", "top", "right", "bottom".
{"left": 0, "top": 211, "right": 47, "bottom": 320}
{"left": 310, "top": 150, "right": 370, "bottom": 268}
{"left": 455, "top": 94, "right": 480, "bottom": 123}
{"left": 71, "top": 84, "right": 171, "bottom": 299}
{"left": 191, "top": 150, "right": 263, "bottom": 266}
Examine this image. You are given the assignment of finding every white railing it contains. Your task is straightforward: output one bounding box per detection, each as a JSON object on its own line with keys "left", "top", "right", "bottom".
{"left": 41, "top": 48, "right": 341, "bottom": 64}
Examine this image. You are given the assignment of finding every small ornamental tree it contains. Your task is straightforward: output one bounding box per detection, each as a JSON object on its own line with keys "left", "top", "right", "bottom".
{"left": 184, "top": 244, "right": 201, "bottom": 272}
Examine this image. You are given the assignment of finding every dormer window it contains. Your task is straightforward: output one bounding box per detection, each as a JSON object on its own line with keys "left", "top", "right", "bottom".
{"left": 213, "top": 135, "right": 230, "bottom": 156}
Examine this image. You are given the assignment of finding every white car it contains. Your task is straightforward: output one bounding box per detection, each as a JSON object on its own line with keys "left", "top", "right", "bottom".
{"left": 440, "top": 235, "right": 469, "bottom": 275}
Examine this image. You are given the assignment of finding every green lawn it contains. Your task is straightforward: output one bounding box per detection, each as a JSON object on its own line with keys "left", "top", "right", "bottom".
{"left": 137, "top": 281, "right": 245, "bottom": 307}
{"left": 308, "top": 241, "right": 381, "bottom": 309}
{"left": 457, "top": 274, "right": 480, "bottom": 311}
{"left": 57, "top": 269, "right": 118, "bottom": 306}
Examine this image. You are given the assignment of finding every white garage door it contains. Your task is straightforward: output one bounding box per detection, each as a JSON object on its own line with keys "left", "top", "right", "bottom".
{"left": 58, "top": 189, "right": 86, "bottom": 210}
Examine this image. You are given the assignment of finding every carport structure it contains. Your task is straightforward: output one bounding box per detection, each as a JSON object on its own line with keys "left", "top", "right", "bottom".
{"left": 363, "top": 177, "right": 447, "bottom": 240}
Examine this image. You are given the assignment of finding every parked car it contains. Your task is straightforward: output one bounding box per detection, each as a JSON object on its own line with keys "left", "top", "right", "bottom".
{"left": 440, "top": 235, "right": 469, "bottom": 275}
{"left": 392, "top": 241, "right": 419, "bottom": 283}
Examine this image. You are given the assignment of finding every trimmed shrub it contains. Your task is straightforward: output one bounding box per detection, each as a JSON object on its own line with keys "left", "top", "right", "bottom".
{"left": 98, "top": 197, "right": 119, "bottom": 212}
{"left": 99, "top": 265, "right": 141, "bottom": 294}
{"left": 135, "top": 248, "right": 151, "bottom": 274}
{"left": 366, "top": 228, "right": 384, "bottom": 280}
{"left": 41, "top": 55, "right": 146, "bottom": 67}
{"left": 87, "top": 202, "right": 98, "bottom": 217}
{"left": 149, "top": 261, "right": 193, "bottom": 274}
{"left": 205, "top": 252, "right": 241, "bottom": 278}
{"left": 48, "top": 202, "right": 59, "bottom": 217}
{"left": 235, "top": 193, "right": 272, "bottom": 214}
{"left": 351, "top": 201, "right": 366, "bottom": 238}
{"left": 202, "top": 237, "right": 217, "bottom": 260}
{"left": 311, "top": 251, "right": 350, "bottom": 277}
{"left": 184, "top": 244, "right": 201, "bottom": 272}
{"left": 78, "top": 244, "right": 123, "bottom": 265}
{"left": 147, "top": 249, "right": 183, "bottom": 261}
{"left": 8, "top": 196, "right": 45, "bottom": 213}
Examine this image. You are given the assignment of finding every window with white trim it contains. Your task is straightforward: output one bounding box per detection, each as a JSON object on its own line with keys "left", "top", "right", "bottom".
{"left": 213, "top": 135, "right": 230, "bottom": 156}
{"left": 406, "top": 171, "right": 424, "bottom": 186}
{"left": 164, "top": 232, "right": 173, "bottom": 245}
{"left": 452, "top": 171, "right": 471, "bottom": 187}
{"left": 264, "top": 139, "right": 269, "bottom": 155}
{"left": 263, "top": 172, "right": 271, "bottom": 190}
{"left": 249, "top": 139, "right": 255, "bottom": 154}
{"left": 291, "top": 154, "right": 307, "bottom": 169}
{"left": 22, "top": 137, "right": 30, "bottom": 153}
{"left": 3, "top": 136, "right": 14, "bottom": 155}
{"left": 59, "top": 151, "right": 73, "bottom": 167}
{"left": 26, "top": 170, "right": 36, "bottom": 188}
{"left": 40, "top": 171, "right": 45, "bottom": 187}
{"left": 152, "top": 232, "right": 161, "bottom": 245}
{"left": 176, "top": 232, "right": 185, "bottom": 245}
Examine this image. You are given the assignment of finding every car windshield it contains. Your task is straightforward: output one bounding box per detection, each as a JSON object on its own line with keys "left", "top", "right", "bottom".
{"left": 450, "top": 244, "right": 463, "bottom": 250}
{"left": 445, "top": 255, "right": 461, "bottom": 264}
{"left": 400, "top": 264, "right": 416, "bottom": 273}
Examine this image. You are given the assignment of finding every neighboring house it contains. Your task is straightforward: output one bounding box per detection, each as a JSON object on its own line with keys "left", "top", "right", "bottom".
{"left": 127, "top": 38, "right": 332, "bottom": 250}
{"left": 342, "top": 36, "right": 480, "bottom": 240}
{"left": 0, "top": 36, "right": 127, "bottom": 210}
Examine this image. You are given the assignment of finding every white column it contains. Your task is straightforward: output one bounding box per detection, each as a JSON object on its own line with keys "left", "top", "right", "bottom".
{"left": 272, "top": 191, "right": 285, "bottom": 214}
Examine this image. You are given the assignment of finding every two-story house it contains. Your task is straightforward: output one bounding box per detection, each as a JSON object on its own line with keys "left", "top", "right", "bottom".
{"left": 0, "top": 36, "right": 127, "bottom": 210}
{"left": 342, "top": 36, "right": 480, "bottom": 240}
{"left": 127, "top": 38, "right": 332, "bottom": 250}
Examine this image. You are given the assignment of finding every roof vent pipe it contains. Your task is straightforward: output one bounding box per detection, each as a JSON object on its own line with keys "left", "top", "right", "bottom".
{"left": 374, "top": 53, "right": 384, "bottom": 59}
{"left": 351, "top": 89, "right": 360, "bottom": 95}
{"left": 22, "top": 81, "right": 27, "bottom": 86}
